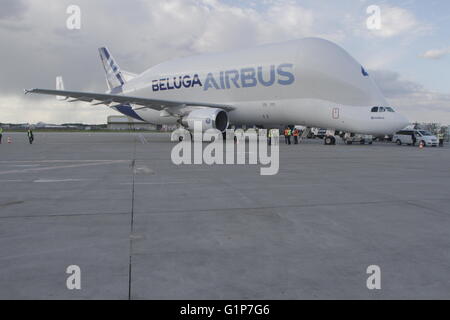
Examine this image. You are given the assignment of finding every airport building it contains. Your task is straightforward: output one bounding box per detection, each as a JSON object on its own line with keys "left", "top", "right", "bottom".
{"left": 107, "top": 115, "right": 157, "bottom": 131}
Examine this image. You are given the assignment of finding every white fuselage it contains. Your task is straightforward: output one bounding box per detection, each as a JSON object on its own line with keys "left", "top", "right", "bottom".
{"left": 117, "top": 38, "right": 409, "bottom": 135}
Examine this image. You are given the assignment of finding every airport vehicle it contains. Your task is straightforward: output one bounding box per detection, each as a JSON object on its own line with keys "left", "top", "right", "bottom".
{"left": 342, "top": 133, "right": 373, "bottom": 145}
{"left": 25, "top": 38, "right": 409, "bottom": 144}
{"left": 309, "top": 128, "right": 327, "bottom": 139}
{"left": 393, "top": 130, "right": 438, "bottom": 147}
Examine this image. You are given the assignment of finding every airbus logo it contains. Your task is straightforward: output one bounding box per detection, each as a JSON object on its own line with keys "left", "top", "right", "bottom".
{"left": 152, "top": 63, "right": 295, "bottom": 92}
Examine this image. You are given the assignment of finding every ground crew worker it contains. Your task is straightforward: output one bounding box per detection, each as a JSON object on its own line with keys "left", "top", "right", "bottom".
{"left": 438, "top": 132, "right": 445, "bottom": 147}
{"left": 284, "top": 127, "right": 292, "bottom": 145}
{"left": 268, "top": 129, "right": 272, "bottom": 145}
{"left": 27, "top": 128, "right": 34, "bottom": 145}
{"left": 0, "top": 127, "right": 3, "bottom": 144}
{"left": 293, "top": 128, "right": 300, "bottom": 144}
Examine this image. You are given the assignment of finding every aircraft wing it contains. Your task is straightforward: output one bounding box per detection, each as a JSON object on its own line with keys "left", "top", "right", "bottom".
{"left": 24, "top": 88, "right": 234, "bottom": 112}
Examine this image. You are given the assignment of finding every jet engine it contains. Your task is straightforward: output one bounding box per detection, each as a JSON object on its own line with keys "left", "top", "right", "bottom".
{"left": 181, "top": 108, "right": 229, "bottom": 132}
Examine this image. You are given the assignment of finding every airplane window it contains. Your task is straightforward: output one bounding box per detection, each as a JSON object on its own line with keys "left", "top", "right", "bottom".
{"left": 386, "top": 107, "right": 395, "bottom": 112}
{"left": 379, "top": 107, "right": 386, "bottom": 112}
{"left": 371, "top": 107, "right": 379, "bottom": 112}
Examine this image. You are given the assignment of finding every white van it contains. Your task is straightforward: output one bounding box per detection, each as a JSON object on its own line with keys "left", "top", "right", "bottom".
{"left": 393, "top": 130, "right": 438, "bottom": 147}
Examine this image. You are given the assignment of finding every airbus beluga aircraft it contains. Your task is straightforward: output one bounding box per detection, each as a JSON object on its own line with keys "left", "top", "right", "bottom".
{"left": 26, "top": 38, "right": 409, "bottom": 144}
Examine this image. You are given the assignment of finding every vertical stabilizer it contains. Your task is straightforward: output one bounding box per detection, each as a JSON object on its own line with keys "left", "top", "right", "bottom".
{"left": 98, "top": 47, "right": 126, "bottom": 92}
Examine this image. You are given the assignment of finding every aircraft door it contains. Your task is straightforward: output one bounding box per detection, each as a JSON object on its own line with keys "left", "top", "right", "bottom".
{"left": 332, "top": 107, "right": 340, "bottom": 119}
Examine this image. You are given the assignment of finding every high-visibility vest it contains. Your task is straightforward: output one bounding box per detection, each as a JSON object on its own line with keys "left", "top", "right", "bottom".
{"left": 0, "top": 128, "right": 3, "bottom": 134}
{"left": 284, "top": 129, "right": 291, "bottom": 136}
{"left": 438, "top": 133, "right": 444, "bottom": 139}
{"left": 293, "top": 130, "right": 299, "bottom": 136}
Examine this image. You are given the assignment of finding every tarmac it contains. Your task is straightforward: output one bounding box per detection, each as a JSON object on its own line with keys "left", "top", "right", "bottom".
{"left": 0, "top": 131, "right": 449, "bottom": 299}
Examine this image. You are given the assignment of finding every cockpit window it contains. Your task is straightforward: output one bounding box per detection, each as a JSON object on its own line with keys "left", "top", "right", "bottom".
{"left": 372, "top": 106, "right": 395, "bottom": 113}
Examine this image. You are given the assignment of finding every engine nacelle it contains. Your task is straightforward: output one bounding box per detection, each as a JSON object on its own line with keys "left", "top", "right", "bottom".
{"left": 181, "top": 108, "right": 229, "bottom": 132}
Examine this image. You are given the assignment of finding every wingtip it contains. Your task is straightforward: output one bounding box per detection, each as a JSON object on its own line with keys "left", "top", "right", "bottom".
{"left": 24, "top": 89, "right": 33, "bottom": 95}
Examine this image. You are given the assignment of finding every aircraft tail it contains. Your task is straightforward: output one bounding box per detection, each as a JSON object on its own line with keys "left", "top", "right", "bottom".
{"left": 98, "top": 47, "right": 126, "bottom": 92}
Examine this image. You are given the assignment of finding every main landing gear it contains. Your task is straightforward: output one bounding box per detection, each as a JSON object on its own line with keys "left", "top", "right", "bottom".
{"left": 324, "top": 135, "right": 336, "bottom": 145}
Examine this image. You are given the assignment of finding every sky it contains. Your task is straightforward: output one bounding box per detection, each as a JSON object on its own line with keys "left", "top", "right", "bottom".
{"left": 0, "top": 0, "right": 449, "bottom": 124}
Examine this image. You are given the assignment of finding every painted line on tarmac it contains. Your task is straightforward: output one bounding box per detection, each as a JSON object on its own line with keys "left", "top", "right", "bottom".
{"left": 0, "top": 160, "right": 129, "bottom": 175}
{"left": 0, "top": 160, "right": 130, "bottom": 163}
{"left": 119, "top": 182, "right": 188, "bottom": 185}
{"left": 8, "top": 164, "right": 41, "bottom": 168}
{"left": 0, "top": 178, "right": 95, "bottom": 183}
{"left": 33, "top": 178, "right": 95, "bottom": 183}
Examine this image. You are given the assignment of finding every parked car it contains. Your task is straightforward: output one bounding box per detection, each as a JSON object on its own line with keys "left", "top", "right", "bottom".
{"left": 393, "top": 130, "right": 438, "bottom": 147}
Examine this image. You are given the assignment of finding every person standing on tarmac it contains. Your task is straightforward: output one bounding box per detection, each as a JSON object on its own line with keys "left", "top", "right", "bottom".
{"left": 268, "top": 129, "right": 272, "bottom": 146}
{"left": 438, "top": 132, "right": 445, "bottom": 147}
{"left": 0, "top": 127, "right": 3, "bottom": 144}
{"left": 27, "top": 128, "right": 34, "bottom": 144}
{"left": 293, "top": 128, "right": 300, "bottom": 144}
{"left": 284, "top": 127, "right": 292, "bottom": 145}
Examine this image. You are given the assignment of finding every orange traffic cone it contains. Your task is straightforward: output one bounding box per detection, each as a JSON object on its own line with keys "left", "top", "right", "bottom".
{"left": 7, "top": 137, "right": 11, "bottom": 144}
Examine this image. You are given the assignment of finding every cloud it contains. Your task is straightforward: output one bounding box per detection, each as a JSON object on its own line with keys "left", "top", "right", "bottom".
{"left": 0, "top": 0, "right": 448, "bottom": 125}
{"left": 0, "top": 95, "right": 111, "bottom": 124}
{"left": 0, "top": 0, "right": 339, "bottom": 124}
{"left": 370, "top": 70, "right": 423, "bottom": 97}
{"left": 420, "top": 48, "right": 450, "bottom": 60}
{"left": 0, "top": 0, "right": 332, "bottom": 95}
{"left": 363, "top": 5, "right": 431, "bottom": 39}
{"left": 0, "top": 0, "right": 27, "bottom": 20}
{"left": 371, "top": 70, "right": 450, "bottom": 124}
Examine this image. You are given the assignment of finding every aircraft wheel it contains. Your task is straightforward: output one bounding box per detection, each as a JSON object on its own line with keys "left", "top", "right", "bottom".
{"left": 324, "top": 136, "right": 335, "bottom": 145}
